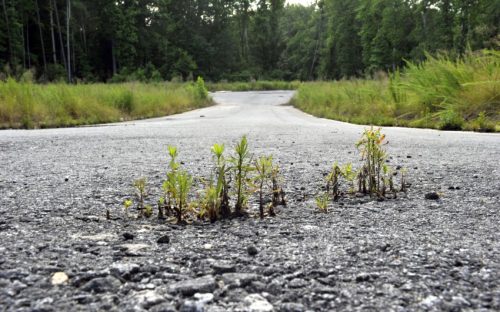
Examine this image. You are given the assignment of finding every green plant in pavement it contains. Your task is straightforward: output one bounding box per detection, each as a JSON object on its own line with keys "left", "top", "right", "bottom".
{"left": 315, "top": 193, "right": 330, "bottom": 213}
{"left": 254, "top": 155, "right": 273, "bottom": 219}
{"left": 211, "top": 143, "right": 231, "bottom": 218}
{"left": 133, "top": 178, "right": 147, "bottom": 217}
{"left": 326, "top": 162, "right": 343, "bottom": 201}
{"left": 123, "top": 199, "right": 133, "bottom": 217}
{"left": 230, "top": 136, "right": 253, "bottom": 215}
{"left": 271, "top": 163, "right": 286, "bottom": 209}
{"left": 174, "top": 170, "right": 192, "bottom": 224}
{"left": 356, "top": 127, "right": 388, "bottom": 197}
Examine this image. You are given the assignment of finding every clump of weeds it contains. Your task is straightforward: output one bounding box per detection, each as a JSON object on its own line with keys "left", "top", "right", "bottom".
{"left": 123, "top": 136, "right": 291, "bottom": 224}
{"left": 318, "top": 127, "right": 409, "bottom": 212}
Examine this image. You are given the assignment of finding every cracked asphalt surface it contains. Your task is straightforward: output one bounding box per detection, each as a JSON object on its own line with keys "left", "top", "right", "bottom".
{"left": 0, "top": 91, "right": 499, "bottom": 311}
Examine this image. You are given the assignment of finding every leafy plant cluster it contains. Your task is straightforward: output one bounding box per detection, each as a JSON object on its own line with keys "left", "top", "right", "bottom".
{"left": 124, "top": 136, "right": 286, "bottom": 224}
{"left": 316, "top": 128, "right": 408, "bottom": 213}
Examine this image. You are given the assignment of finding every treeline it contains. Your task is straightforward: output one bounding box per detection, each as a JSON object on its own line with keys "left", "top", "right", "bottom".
{"left": 0, "top": 0, "right": 498, "bottom": 82}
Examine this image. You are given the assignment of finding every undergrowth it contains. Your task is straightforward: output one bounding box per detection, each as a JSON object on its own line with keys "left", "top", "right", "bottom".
{"left": 293, "top": 50, "right": 499, "bottom": 132}
{"left": 0, "top": 78, "right": 211, "bottom": 129}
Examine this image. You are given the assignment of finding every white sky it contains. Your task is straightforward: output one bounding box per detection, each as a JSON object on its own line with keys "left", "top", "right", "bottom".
{"left": 287, "top": 0, "right": 315, "bottom": 6}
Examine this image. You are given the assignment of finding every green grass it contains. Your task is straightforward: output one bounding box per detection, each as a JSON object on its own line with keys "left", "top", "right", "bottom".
{"left": 292, "top": 50, "right": 499, "bottom": 132}
{"left": 0, "top": 80, "right": 212, "bottom": 129}
{"left": 207, "top": 80, "right": 301, "bottom": 92}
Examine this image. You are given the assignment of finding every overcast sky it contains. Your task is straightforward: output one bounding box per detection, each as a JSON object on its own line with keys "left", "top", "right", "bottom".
{"left": 287, "top": 0, "right": 315, "bottom": 6}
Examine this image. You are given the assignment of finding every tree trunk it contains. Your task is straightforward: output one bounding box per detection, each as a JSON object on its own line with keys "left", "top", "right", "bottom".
{"left": 66, "top": 0, "right": 71, "bottom": 82}
{"left": 50, "top": 0, "right": 57, "bottom": 63}
{"left": 53, "top": 0, "right": 67, "bottom": 70}
{"left": 26, "top": 22, "right": 31, "bottom": 68}
{"left": 111, "top": 39, "right": 117, "bottom": 75}
{"left": 35, "top": 0, "right": 47, "bottom": 71}
{"left": 21, "top": 22, "right": 26, "bottom": 68}
{"left": 2, "top": 0, "right": 13, "bottom": 67}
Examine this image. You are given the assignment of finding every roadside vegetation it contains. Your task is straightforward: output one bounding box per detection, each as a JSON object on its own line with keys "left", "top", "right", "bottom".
{"left": 0, "top": 77, "right": 211, "bottom": 129}
{"left": 206, "top": 81, "right": 300, "bottom": 92}
{"left": 292, "top": 50, "right": 499, "bottom": 132}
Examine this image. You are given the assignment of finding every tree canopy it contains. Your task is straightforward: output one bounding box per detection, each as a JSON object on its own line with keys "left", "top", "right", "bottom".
{"left": 0, "top": 0, "right": 498, "bottom": 82}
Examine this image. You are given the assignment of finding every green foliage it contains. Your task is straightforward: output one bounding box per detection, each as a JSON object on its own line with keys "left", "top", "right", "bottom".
{"left": 123, "top": 199, "right": 133, "bottom": 217}
{"left": 315, "top": 193, "right": 330, "bottom": 213}
{"left": 206, "top": 80, "right": 301, "bottom": 92}
{"left": 211, "top": 143, "right": 231, "bottom": 219}
{"left": 356, "top": 127, "right": 389, "bottom": 196}
{"left": 161, "top": 146, "right": 193, "bottom": 224}
{"left": 318, "top": 128, "right": 404, "bottom": 208}
{"left": 133, "top": 177, "right": 147, "bottom": 217}
{"left": 230, "top": 135, "right": 253, "bottom": 215}
{"left": 195, "top": 76, "right": 208, "bottom": 100}
{"left": 438, "top": 110, "right": 464, "bottom": 130}
{"left": 0, "top": 81, "right": 212, "bottom": 129}
{"left": 254, "top": 155, "right": 273, "bottom": 219}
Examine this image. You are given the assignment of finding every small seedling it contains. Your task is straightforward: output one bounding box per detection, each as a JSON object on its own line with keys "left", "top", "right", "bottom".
{"left": 133, "top": 178, "right": 147, "bottom": 217}
{"left": 157, "top": 197, "right": 165, "bottom": 219}
{"left": 123, "top": 199, "right": 133, "bottom": 217}
{"left": 175, "top": 170, "right": 192, "bottom": 224}
{"left": 254, "top": 155, "right": 273, "bottom": 219}
{"left": 316, "top": 193, "right": 330, "bottom": 213}
{"left": 230, "top": 136, "right": 253, "bottom": 215}
{"left": 211, "top": 143, "right": 231, "bottom": 218}
{"left": 400, "top": 168, "right": 408, "bottom": 192}
{"left": 271, "top": 163, "right": 286, "bottom": 208}
{"left": 326, "top": 162, "right": 343, "bottom": 201}
{"left": 144, "top": 205, "right": 153, "bottom": 218}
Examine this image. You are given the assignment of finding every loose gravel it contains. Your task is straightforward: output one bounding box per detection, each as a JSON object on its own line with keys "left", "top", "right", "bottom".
{"left": 0, "top": 91, "right": 499, "bottom": 311}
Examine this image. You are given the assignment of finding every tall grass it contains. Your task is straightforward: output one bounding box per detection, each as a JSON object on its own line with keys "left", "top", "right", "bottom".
{"left": 207, "top": 80, "right": 301, "bottom": 92}
{"left": 0, "top": 81, "right": 211, "bottom": 129}
{"left": 293, "top": 50, "right": 499, "bottom": 132}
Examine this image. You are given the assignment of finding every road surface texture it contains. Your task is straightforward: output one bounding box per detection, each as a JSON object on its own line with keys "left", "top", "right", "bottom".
{"left": 1, "top": 91, "right": 499, "bottom": 311}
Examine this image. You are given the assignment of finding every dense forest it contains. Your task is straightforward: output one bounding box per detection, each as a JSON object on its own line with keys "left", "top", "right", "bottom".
{"left": 0, "top": 0, "right": 498, "bottom": 82}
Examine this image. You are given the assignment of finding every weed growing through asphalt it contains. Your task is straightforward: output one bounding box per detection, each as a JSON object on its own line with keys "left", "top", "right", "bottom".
{"left": 271, "top": 162, "right": 286, "bottom": 211}
{"left": 254, "top": 156, "right": 273, "bottom": 219}
{"left": 211, "top": 143, "right": 231, "bottom": 218}
{"left": 122, "top": 135, "right": 289, "bottom": 224}
{"left": 133, "top": 178, "right": 147, "bottom": 217}
{"left": 316, "top": 127, "right": 409, "bottom": 212}
{"left": 230, "top": 136, "right": 253, "bottom": 216}
{"left": 123, "top": 199, "right": 133, "bottom": 217}
{"left": 315, "top": 193, "right": 330, "bottom": 213}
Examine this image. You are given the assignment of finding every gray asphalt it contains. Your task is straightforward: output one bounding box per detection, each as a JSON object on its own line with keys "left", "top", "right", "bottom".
{"left": 0, "top": 91, "right": 499, "bottom": 311}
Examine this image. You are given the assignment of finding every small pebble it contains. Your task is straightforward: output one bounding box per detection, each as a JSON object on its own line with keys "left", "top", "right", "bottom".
{"left": 157, "top": 235, "right": 170, "bottom": 244}
{"left": 247, "top": 245, "right": 258, "bottom": 256}
{"left": 123, "top": 232, "right": 134, "bottom": 240}
{"left": 425, "top": 192, "right": 440, "bottom": 200}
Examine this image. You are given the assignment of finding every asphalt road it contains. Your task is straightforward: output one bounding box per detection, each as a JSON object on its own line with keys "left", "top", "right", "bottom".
{"left": 0, "top": 91, "right": 499, "bottom": 311}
